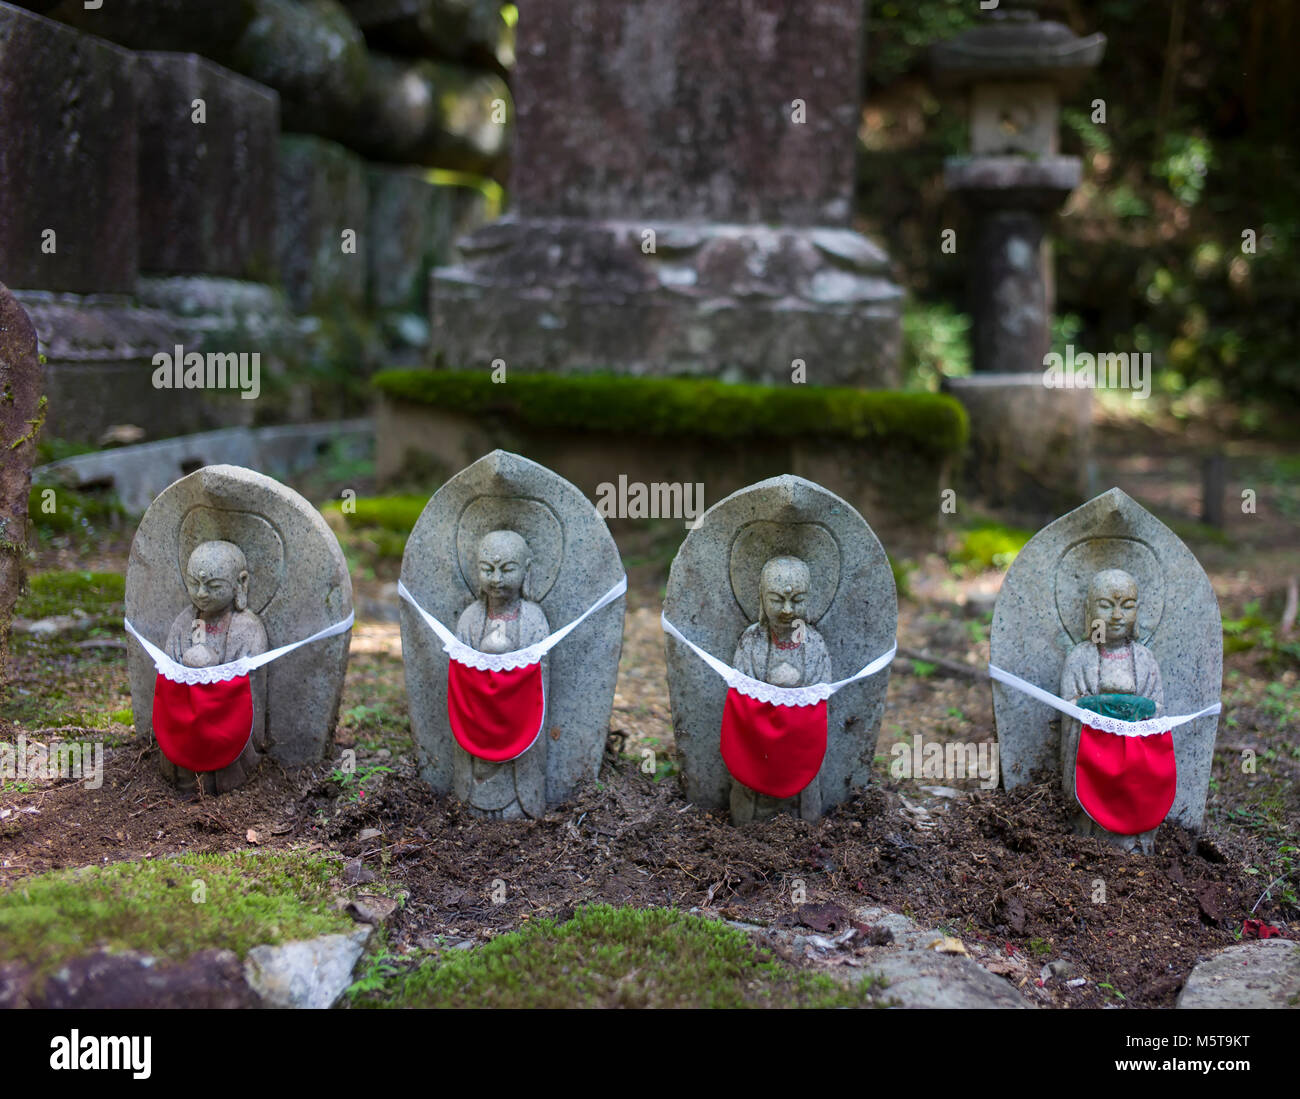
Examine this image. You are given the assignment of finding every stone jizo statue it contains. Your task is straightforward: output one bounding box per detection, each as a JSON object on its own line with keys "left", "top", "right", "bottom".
{"left": 454, "top": 529, "right": 550, "bottom": 819}
{"left": 730, "top": 555, "right": 832, "bottom": 823}
{"left": 1060, "top": 567, "right": 1164, "bottom": 851}
{"left": 163, "top": 540, "right": 269, "bottom": 792}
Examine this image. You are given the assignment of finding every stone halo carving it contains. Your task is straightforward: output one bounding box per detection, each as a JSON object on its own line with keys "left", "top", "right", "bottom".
{"left": 729, "top": 521, "right": 841, "bottom": 625}
{"left": 455, "top": 495, "right": 563, "bottom": 602}
{"left": 178, "top": 505, "right": 285, "bottom": 616}
{"left": 1054, "top": 536, "right": 1164, "bottom": 646}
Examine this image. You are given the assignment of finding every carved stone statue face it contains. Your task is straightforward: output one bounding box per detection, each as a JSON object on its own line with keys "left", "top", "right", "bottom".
{"left": 477, "top": 530, "right": 531, "bottom": 604}
{"left": 759, "top": 556, "right": 811, "bottom": 631}
{"left": 1087, "top": 568, "right": 1138, "bottom": 644}
{"left": 185, "top": 540, "right": 250, "bottom": 615}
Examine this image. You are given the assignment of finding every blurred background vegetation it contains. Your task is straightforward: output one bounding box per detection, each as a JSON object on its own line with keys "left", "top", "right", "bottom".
{"left": 864, "top": 0, "right": 1298, "bottom": 421}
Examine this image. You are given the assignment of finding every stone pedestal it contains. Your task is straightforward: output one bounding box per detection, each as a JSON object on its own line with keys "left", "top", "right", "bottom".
{"left": 944, "top": 373, "right": 1093, "bottom": 523}
{"left": 434, "top": 220, "right": 901, "bottom": 384}
{"left": 136, "top": 53, "right": 280, "bottom": 280}
{"left": 15, "top": 280, "right": 305, "bottom": 444}
{"left": 431, "top": 0, "right": 902, "bottom": 382}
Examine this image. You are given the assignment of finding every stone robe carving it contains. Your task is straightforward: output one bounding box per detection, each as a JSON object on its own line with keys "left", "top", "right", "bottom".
{"left": 452, "top": 530, "right": 550, "bottom": 819}
{"left": 1059, "top": 568, "right": 1166, "bottom": 852}
{"left": 729, "top": 555, "right": 834, "bottom": 823}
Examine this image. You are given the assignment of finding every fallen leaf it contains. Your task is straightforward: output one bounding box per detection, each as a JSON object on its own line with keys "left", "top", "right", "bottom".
{"left": 1242, "top": 918, "right": 1282, "bottom": 939}
{"left": 930, "top": 936, "right": 968, "bottom": 956}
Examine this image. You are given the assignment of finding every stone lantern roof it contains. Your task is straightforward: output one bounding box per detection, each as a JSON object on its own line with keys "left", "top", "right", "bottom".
{"left": 930, "top": 4, "right": 1106, "bottom": 91}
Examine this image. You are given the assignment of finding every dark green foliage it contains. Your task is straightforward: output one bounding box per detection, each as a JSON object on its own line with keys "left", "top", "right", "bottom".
{"left": 863, "top": 0, "right": 1300, "bottom": 411}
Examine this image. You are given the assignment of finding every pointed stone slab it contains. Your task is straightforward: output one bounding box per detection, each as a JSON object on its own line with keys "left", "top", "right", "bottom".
{"left": 991, "top": 487, "right": 1222, "bottom": 830}
{"left": 399, "top": 450, "right": 625, "bottom": 806}
{"left": 126, "top": 465, "right": 353, "bottom": 769}
{"left": 663, "top": 475, "right": 897, "bottom": 813}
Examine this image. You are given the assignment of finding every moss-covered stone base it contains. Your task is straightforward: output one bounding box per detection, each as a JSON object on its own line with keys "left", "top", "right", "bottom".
{"left": 373, "top": 371, "right": 968, "bottom": 551}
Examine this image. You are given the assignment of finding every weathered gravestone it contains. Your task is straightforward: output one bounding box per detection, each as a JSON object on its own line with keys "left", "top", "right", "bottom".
{"left": 135, "top": 52, "right": 280, "bottom": 279}
{"left": 432, "top": 0, "right": 902, "bottom": 385}
{"left": 0, "top": 284, "right": 44, "bottom": 677}
{"left": 0, "top": 4, "right": 139, "bottom": 294}
{"left": 663, "top": 475, "right": 897, "bottom": 821}
{"left": 399, "top": 450, "right": 625, "bottom": 817}
{"left": 126, "top": 465, "right": 353, "bottom": 794}
{"left": 276, "top": 134, "right": 368, "bottom": 314}
{"left": 991, "top": 487, "right": 1222, "bottom": 849}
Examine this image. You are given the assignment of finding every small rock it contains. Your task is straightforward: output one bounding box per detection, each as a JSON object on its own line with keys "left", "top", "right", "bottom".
{"left": 345, "top": 894, "right": 400, "bottom": 925}
{"left": 1046, "top": 958, "right": 1076, "bottom": 980}
{"left": 24, "top": 615, "right": 82, "bottom": 636}
{"left": 98, "top": 424, "right": 147, "bottom": 447}
{"left": 857, "top": 924, "right": 895, "bottom": 947}
{"left": 342, "top": 859, "right": 376, "bottom": 885}
{"left": 1178, "top": 939, "right": 1300, "bottom": 1009}
{"left": 244, "top": 929, "right": 371, "bottom": 1009}
{"left": 855, "top": 906, "right": 919, "bottom": 941}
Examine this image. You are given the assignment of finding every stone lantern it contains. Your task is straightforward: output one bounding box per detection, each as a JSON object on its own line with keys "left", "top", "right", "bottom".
{"left": 930, "top": 1, "right": 1105, "bottom": 518}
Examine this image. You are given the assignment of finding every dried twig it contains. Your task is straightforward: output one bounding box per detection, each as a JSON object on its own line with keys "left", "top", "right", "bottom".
{"left": 895, "top": 646, "right": 985, "bottom": 680}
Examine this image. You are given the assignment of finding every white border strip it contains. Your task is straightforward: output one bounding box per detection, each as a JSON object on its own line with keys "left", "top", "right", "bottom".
{"left": 988, "top": 663, "right": 1220, "bottom": 737}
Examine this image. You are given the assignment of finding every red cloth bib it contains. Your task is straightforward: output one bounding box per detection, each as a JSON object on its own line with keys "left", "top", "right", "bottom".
{"left": 447, "top": 660, "right": 545, "bottom": 762}
{"left": 719, "top": 689, "right": 827, "bottom": 800}
{"left": 1075, "top": 725, "right": 1176, "bottom": 835}
{"left": 152, "top": 673, "right": 254, "bottom": 773}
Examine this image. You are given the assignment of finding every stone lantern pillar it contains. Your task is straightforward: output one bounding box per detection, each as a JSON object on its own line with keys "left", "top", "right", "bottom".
{"left": 931, "top": 2, "right": 1105, "bottom": 518}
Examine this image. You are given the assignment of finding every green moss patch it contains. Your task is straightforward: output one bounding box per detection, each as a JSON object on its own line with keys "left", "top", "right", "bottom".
{"left": 27, "top": 485, "right": 128, "bottom": 552}
{"left": 948, "top": 521, "right": 1031, "bottom": 574}
{"left": 323, "top": 494, "right": 429, "bottom": 573}
{"left": 322, "top": 494, "right": 426, "bottom": 538}
{"left": 0, "top": 851, "right": 352, "bottom": 976}
{"left": 352, "top": 904, "right": 885, "bottom": 1008}
{"left": 17, "top": 571, "right": 125, "bottom": 620}
{"left": 373, "top": 370, "right": 969, "bottom": 456}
